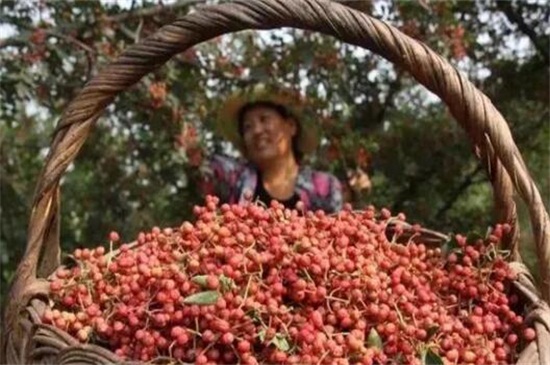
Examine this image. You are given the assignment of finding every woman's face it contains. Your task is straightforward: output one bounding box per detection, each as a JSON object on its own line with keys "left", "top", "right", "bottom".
{"left": 241, "top": 105, "right": 296, "bottom": 165}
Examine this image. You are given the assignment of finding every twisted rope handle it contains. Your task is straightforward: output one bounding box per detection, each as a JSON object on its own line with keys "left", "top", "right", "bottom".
{"left": 8, "top": 0, "right": 550, "bottom": 323}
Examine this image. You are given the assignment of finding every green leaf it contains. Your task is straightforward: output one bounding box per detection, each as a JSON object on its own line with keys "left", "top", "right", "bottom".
{"left": 426, "top": 326, "right": 439, "bottom": 340}
{"left": 258, "top": 329, "right": 266, "bottom": 342}
{"left": 182, "top": 291, "right": 220, "bottom": 305}
{"left": 421, "top": 349, "right": 444, "bottom": 365}
{"left": 367, "top": 328, "right": 382, "bottom": 349}
{"left": 272, "top": 333, "right": 290, "bottom": 352}
{"left": 246, "top": 308, "right": 262, "bottom": 324}
{"left": 191, "top": 275, "right": 208, "bottom": 288}
{"left": 193, "top": 275, "right": 235, "bottom": 292}
{"left": 220, "top": 275, "right": 236, "bottom": 292}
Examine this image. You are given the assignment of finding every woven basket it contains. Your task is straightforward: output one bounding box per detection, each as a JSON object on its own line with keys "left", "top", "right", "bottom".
{"left": 2, "top": 1, "right": 549, "bottom": 364}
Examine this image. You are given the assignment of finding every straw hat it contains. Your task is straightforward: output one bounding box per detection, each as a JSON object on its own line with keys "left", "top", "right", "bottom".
{"left": 215, "top": 84, "right": 319, "bottom": 155}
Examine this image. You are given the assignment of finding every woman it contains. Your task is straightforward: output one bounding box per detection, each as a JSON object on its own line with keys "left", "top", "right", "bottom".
{"left": 199, "top": 85, "right": 344, "bottom": 213}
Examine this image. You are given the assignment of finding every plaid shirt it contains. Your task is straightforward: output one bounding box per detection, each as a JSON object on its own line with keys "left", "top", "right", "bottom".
{"left": 200, "top": 154, "right": 343, "bottom": 213}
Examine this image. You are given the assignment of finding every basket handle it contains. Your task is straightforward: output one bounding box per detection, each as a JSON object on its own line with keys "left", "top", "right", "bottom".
{"left": 10, "top": 0, "right": 550, "bottom": 309}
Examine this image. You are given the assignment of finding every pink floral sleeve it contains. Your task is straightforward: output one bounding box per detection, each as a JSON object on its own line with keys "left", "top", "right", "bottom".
{"left": 199, "top": 154, "right": 246, "bottom": 204}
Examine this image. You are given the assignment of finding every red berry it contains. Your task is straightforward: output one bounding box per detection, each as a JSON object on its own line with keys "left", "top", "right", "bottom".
{"left": 506, "top": 333, "right": 518, "bottom": 345}
{"left": 206, "top": 275, "right": 219, "bottom": 289}
{"left": 50, "top": 280, "right": 63, "bottom": 292}
{"left": 446, "top": 349, "right": 459, "bottom": 362}
{"left": 523, "top": 327, "right": 536, "bottom": 341}
{"left": 196, "top": 354, "right": 208, "bottom": 365}
{"left": 221, "top": 332, "right": 234, "bottom": 344}
{"left": 109, "top": 231, "right": 120, "bottom": 242}
{"left": 237, "top": 340, "right": 251, "bottom": 353}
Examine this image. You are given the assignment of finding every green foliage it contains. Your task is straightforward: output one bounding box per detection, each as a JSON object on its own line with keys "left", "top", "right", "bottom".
{"left": 1, "top": 0, "right": 548, "bottom": 301}
{"left": 367, "top": 328, "right": 383, "bottom": 349}
{"left": 182, "top": 291, "right": 220, "bottom": 305}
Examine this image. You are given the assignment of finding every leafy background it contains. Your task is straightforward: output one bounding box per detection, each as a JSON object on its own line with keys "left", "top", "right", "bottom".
{"left": 1, "top": 0, "right": 548, "bottom": 300}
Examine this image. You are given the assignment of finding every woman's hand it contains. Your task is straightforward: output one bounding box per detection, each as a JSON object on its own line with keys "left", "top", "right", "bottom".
{"left": 347, "top": 167, "right": 372, "bottom": 193}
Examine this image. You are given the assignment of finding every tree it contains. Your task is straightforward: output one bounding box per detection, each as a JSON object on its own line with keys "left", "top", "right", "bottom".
{"left": 1, "top": 0, "right": 548, "bottom": 299}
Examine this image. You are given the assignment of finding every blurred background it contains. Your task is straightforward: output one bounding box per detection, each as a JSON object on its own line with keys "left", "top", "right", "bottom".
{"left": 1, "top": 0, "right": 548, "bottom": 300}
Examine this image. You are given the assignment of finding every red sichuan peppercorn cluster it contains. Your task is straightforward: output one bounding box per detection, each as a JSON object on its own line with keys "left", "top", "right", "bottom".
{"left": 44, "top": 196, "right": 535, "bottom": 365}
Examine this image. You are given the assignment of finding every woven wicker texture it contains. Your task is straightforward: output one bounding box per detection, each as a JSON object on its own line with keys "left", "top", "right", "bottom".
{"left": 2, "top": 1, "right": 549, "bottom": 364}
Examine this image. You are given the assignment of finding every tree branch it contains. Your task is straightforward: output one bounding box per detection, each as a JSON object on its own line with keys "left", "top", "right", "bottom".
{"left": 0, "top": 0, "right": 207, "bottom": 49}
{"left": 45, "top": 30, "right": 97, "bottom": 81}
{"left": 0, "top": 35, "right": 26, "bottom": 49}
{"left": 496, "top": 1, "right": 549, "bottom": 65}
{"left": 375, "top": 71, "right": 403, "bottom": 125}
{"left": 332, "top": 0, "right": 372, "bottom": 13}
{"left": 391, "top": 163, "right": 440, "bottom": 213}
{"left": 173, "top": 56, "right": 253, "bottom": 88}
{"left": 431, "top": 106, "right": 548, "bottom": 222}
{"left": 435, "top": 164, "right": 484, "bottom": 219}
{"left": 102, "top": 0, "right": 208, "bottom": 23}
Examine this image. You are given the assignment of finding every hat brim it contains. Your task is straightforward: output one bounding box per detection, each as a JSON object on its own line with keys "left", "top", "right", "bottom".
{"left": 215, "top": 87, "right": 319, "bottom": 156}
